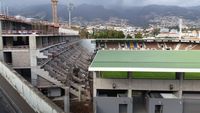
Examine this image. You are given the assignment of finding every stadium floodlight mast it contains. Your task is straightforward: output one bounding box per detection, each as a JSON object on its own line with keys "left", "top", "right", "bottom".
{"left": 6, "top": 6, "right": 8, "bottom": 16}
{"left": 0, "top": 0, "right": 5, "bottom": 15}
{"left": 179, "top": 18, "right": 182, "bottom": 40}
{"left": 67, "top": 0, "right": 74, "bottom": 28}
{"left": 0, "top": 0, "right": 2, "bottom": 14}
{"left": 0, "top": 0, "right": 9, "bottom": 16}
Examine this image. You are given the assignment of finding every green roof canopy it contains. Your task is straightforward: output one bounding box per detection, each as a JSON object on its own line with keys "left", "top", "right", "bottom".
{"left": 89, "top": 50, "right": 200, "bottom": 72}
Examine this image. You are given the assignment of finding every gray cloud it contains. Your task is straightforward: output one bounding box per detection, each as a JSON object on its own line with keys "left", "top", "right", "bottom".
{"left": 3, "top": 0, "right": 200, "bottom": 7}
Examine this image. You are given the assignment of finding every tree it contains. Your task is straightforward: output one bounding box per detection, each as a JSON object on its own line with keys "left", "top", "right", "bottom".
{"left": 135, "top": 32, "right": 143, "bottom": 39}
{"left": 79, "top": 29, "right": 89, "bottom": 38}
{"left": 152, "top": 28, "right": 160, "bottom": 36}
{"left": 93, "top": 29, "right": 125, "bottom": 39}
{"left": 107, "top": 30, "right": 113, "bottom": 38}
{"left": 118, "top": 31, "right": 125, "bottom": 38}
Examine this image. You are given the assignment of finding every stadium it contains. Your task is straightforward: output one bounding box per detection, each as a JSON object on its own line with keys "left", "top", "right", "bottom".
{"left": 89, "top": 38, "right": 200, "bottom": 113}
{"left": 1, "top": 15, "right": 200, "bottom": 113}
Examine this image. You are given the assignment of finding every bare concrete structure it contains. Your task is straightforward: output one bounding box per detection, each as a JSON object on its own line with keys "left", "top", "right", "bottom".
{"left": 0, "top": 34, "right": 80, "bottom": 112}
{"left": 0, "top": 13, "right": 93, "bottom": 113}
{"left": 89, "top": 50, "right": 200, "bottom": 113}
{"left": 0, "top": 14, "right": 93, "bottom": 113}
{"left": 147, "top": 93, "right": 183, "bottom": 113}
{"left": 183, "top": 94, "right": 200, "bottom": 113}
{"left": 95, "top": 97, "right": 133, "bottom": 113}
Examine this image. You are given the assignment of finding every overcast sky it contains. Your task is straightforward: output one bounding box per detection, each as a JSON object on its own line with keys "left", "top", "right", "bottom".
{"left": 3, "top": 0, "right": 200, "bottom": 7}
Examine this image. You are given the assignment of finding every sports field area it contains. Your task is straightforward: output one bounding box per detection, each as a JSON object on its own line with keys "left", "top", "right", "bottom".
{"left": 90, "top": 50, "right": 200, "bottom": 69}
{"left": 101, "top": 71, "right": 200, "bottom": 80}
{"left": 90, "top": 50, "right": 200, "bottom": 80}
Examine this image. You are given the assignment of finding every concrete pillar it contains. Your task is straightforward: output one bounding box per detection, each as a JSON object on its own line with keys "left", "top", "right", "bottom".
{"left": 64, "top": 87, "right": 70, "bottom": 113}
{"left": 128, "top": 72, "right": 132, "bottom": 98}
{"left": 29, "top": 35, "right": 37, "bottom": 49}
{"left": 93, "top": 71, "right": 97, "bottom": 113}
{"left": 176, "top": 72, "right": 183, "bottom": 98}
{"left": 29, "top": 35, "right": 38, "bottom": 86}
{"left": 78, "top": 86, "right": 81, "bottom": 102}
{"left": 128, "top": 89, "right": 132, "bottom": 98}
{"left": 93, "top": 72, "right": 97, "bottom": 97}
{"left": 0, "top": 21, "right": 3, "bottom": 61}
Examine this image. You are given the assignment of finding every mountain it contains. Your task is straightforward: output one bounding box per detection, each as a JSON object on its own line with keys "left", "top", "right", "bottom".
{"left": 10, "top": 4, "right": 200, "bottom": 26}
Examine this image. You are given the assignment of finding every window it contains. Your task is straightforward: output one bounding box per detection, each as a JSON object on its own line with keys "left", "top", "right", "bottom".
{"left": 119, "top": 104, "right": 127, "bottom": 113}
{"left": 155, "top": 105, "right": 163, "bottom": 113}
{"left": 4, "top": 52, "right": 12, "bottom": 64}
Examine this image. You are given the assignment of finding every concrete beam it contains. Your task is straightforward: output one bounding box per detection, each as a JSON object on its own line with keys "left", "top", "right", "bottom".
{"left": 64, "top": 87, "right": 70, "bottom": 113}
{"left": 95, "top": 78, "right": 179, "bottom": 91}
{"left": 0, "top": 21, "right": 3, "bottom": 61}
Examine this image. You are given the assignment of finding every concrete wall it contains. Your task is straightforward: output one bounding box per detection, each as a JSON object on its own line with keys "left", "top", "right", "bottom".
{"left": 94, "top": 97, "right": 132, "bottom": 113}
{"left": 0, "top": 61, "right": 65, "bottom": 113}
{"left": 147, "top": 98, "right": 183, "bottom": 113}
{"left": 182, "top": 80, "right": 200, "bottom": 91}
{"left": 48, "top": 88, "right": 62, "bottom": 97}
{"left": 59, "top": 28, "right": 79, "bottom": 35}
{"left": 183, "top": 98, "right": 200, "bottom": 113}
{"left": 95, "top": 78, "right": 200, "bottom": 92}
{"left": 12, "top": 51, "right": 30, "bottom": 67}
{"left": 95, "top": 78, "right": 179, "bottom": 91}
{"left": 183, "top": 93, "right": 200, "bottom": 113}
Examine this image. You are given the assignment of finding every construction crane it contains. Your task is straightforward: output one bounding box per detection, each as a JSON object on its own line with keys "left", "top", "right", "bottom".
{"left": 51, "top": 0, "right": 58, "bottom": 24}
{"left": 51, "top": 0, "right": 74, "bottom": 27}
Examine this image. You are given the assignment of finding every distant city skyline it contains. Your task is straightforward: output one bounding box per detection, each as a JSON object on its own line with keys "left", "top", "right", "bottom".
{"left": 3, "top": 0, "right": 200, "bottom": 8}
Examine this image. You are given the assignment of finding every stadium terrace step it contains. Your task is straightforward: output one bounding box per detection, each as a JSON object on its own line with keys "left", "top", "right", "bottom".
{"left": 37, "top": 43, "right": 91, "bottom": 101}
{"left": 70, "top": 81, "right": 84, "bottom": 91}
{"left": 70, "top": 87, "right": 80, "bottom": 97}
{"left": 44, "top": 64, "right": 67, "bottom": 82}
{"left": 36, "top": 50, "right": 48, "bottom": 59}
{"left": 33, "top": 67, "right": 63, "bottom": 86}
{"left": 72, "top": 75, "right": 84, "bottom": 83}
